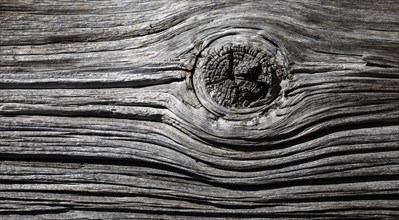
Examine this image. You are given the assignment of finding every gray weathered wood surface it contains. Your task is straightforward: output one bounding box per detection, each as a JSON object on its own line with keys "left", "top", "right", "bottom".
{"left": 1, "top": 0, "right": 399, "bottom": 219}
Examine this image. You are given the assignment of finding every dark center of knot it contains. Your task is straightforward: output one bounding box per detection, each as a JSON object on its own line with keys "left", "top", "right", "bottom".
{"left": 202, "top": 44, "right": 276, "bottom": 108}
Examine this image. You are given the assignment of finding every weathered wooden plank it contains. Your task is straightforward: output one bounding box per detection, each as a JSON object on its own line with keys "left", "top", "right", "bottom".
{"left": 1, "top": 0, "right": 399, "bottom": 219}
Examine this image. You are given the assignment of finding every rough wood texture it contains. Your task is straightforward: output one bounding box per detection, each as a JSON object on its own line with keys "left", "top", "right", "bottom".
{"left": 1, "top": 0, "right": 399, "bottom": 219}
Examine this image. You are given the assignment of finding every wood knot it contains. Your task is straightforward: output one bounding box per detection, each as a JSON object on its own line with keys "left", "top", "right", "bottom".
{"left": 194, "top": 44, "right": 286, "bottom": 113}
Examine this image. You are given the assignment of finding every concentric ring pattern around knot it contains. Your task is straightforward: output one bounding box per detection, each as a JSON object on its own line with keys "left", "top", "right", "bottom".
{"left": 201, "top": 44, "right": 282, "bottom": 108}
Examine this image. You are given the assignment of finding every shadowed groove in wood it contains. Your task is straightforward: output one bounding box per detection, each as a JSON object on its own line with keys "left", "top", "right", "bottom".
{"left": 1, "top": 0, "right": 399, "bottom": 219}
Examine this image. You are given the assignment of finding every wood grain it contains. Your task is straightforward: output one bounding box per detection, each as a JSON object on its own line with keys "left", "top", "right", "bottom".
{"left": 1, "top": 0, "right": 398, "bottom": 219}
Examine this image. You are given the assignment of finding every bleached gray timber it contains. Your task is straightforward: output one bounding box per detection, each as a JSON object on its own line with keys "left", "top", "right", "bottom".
{"left": 0, "top": 0, "right": 399, "bottom": 219}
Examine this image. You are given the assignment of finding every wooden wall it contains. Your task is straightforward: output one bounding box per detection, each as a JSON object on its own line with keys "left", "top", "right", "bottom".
{"left": 1, "top": 0, "right": 398, "bottom": 219}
